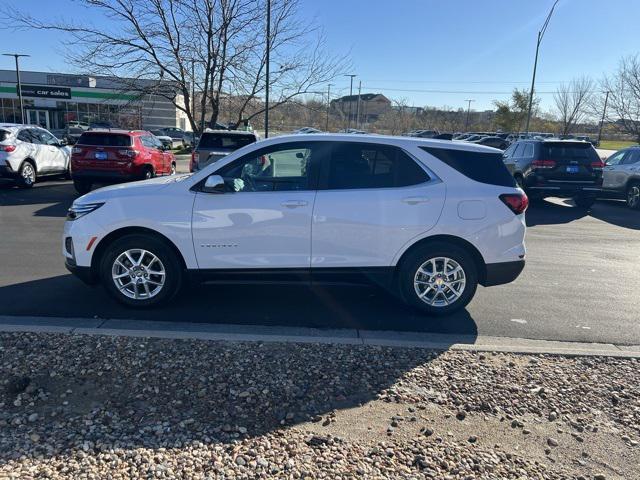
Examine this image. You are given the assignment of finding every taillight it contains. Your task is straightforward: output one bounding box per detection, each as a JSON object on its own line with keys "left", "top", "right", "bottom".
{"left": 500, "top": 193, "right": 529, "bottom": 215}
{"left": 590, "top": 159, "right": 604, "bottom": 170}
{"left": 72, "top": 147, "right": 83, "bottom": 155}
{"left": 1, "top": 145, "right": 16, "bottom": 152}
{"left": 531, "top": 159, "right": 556, "bottom": 169}
{"left": 190, "top": 152, "right": 199, "bottom": 171}
{"left": 117, "top": 149, "right": 139, "bottom": 158}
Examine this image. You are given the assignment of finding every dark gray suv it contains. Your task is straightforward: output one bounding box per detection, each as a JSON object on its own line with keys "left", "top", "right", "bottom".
{"left": 502, "top": 139, "right": 603, "bottom": 207}
{"left": 190, "top": 130, "right": 258, "bottom": 172}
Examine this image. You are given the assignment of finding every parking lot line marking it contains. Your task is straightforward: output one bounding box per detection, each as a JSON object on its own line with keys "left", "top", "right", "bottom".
{"left": 510, "top": 318, "right": 527, "bottom": 324}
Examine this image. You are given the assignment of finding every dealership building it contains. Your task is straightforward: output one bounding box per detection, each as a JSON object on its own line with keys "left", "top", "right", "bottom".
{"left": 0, "top": 69, "right": 190, "bottom": 131}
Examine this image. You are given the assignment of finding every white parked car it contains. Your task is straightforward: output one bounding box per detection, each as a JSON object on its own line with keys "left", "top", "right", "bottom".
{"left": 63, "top": 134, "right": 527, "bottom": 315}
{"left": 0, "top": 123, "right": 71, "bottom": 187}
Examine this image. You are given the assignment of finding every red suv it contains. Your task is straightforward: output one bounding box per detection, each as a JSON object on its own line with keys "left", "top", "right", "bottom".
{"left": 70, "top": 130, "right": 176, "bottom": 194}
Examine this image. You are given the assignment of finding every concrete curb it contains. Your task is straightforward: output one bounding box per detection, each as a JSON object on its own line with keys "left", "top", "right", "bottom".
{"left": 0, "top": 315, "right": 639, "bottom": 358}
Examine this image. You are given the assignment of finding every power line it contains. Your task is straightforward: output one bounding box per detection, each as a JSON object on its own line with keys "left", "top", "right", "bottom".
{"left": 364, "top": 86, "right": 572, "bottom": 95}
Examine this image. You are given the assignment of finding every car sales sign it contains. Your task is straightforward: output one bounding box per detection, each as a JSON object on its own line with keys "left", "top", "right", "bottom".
{"left": 20, "top": 85, "right": 72, "bottom": 99}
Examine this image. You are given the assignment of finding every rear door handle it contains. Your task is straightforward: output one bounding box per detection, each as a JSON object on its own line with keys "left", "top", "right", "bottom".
{"left": 281, "top": 200, "right": 308, "bottom": 208}
{"left": 402, "top": 196, "right": 429, "bottom": 205}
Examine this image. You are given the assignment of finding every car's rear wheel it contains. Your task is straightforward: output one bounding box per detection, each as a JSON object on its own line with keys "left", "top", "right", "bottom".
{"left": 142, "top": 166, "right": 154, "bottom": 180}
{"left": 398, "top": 242, "right": 478, "bottom": 316}
{"left": 100, "top": 234, "right": 182, "bottom": 307}
{"left": 73, "top": 179, "right": 92, "bottom": 195}
{"left": 626, "top": 182, "right": 640, "bottom": 210}
{"left": 574, "top": 195, "right": 596, "bottom": 208}
{"left": 17, "top": 161, "right": 36, "bottom": 188}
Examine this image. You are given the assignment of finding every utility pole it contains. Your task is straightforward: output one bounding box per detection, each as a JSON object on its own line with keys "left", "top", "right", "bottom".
{"left": 344, "top": 74, "right": 356, "bottom": 131}
{"left": 597, "top": 90, "right": 610, "bottom": 146}
{"left": 525, "top": 0, "right": 560, "bottom": 135}
{"left": 326, "top": 83, "right": 333, "bottom": 131}
{"left": 264, "top": 0, "right": 271, "bottom": 138}
{"left": 464, "top": 99, "right": 475, "bottom": 130}
{"left": 356, "top": 81, "right": 362, "bottom": 129}
{"left": 2, "top": 53, "right": 30, "bottom": 124}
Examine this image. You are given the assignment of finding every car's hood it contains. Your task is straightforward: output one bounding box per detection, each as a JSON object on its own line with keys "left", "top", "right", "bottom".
{"left": 75, "top": 175, "right": 191, "bottom": 203}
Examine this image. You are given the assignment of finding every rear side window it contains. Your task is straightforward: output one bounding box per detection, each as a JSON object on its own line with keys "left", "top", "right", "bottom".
{"left": 17, "top": 129, "right": 33, "bottom": 143}
{"left": 198, "top": 133, "right": 256, "bottom": 149}
{"left": 540, "top": 142, "right": 598, "bottom": 162}
{"left": 78, "top": 133, "right": 132, "bottom": 147}
{"left": 324, "top": 142, "right": 429, "bottom": 190}
{"left": 420, "top": 146, "right": 516, "bottom": 187}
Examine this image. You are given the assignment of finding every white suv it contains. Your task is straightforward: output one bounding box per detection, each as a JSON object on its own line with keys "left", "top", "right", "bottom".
{"left": 0, "top": 123, "right": 71, "bottom": 187}
{"left": 63, "top": 134, "right": 527, "bottom": 315}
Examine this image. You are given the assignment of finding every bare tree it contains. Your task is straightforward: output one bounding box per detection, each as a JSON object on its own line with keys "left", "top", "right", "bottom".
{"left": 600, "top": 54, "right": 640, "bottom": 143}
{"left": 9, "top": 0, "right": 347, "bottom": 133}
{"left": 553, "top": 77, "right": 594, "bottom": 135}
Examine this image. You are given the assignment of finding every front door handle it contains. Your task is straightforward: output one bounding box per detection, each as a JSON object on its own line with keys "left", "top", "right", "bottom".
{"left": 402, "top": 196, "right": 429, "bottom": 205}
{"left": 281, "top": 200, "right": 308, "bottom": 208}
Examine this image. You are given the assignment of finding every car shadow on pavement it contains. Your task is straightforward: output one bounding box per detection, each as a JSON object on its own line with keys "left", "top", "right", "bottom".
{"left": 526, "top": 197, "right": 639, "bottom": 229}
{"left": 0, "top": 274, "right": 479, "bottom": 335}
{"left": 590, "top": 199, "right": 640, "bottom": 230}
{"left": 0, "top": 181, "right": 76, "bottom": 218}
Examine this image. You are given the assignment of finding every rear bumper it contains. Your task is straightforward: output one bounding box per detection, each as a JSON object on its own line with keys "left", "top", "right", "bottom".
{"left": 0, "top": 164, "right": 17, "bottom": 178}
{"left": 72, "top": 170, "right": 140, "bottom": 182}
{"left": 526, "top": 184, "right": 601, "bottom": 197}
{"left": 481, "top": 260, "right": 525, "bottom": 287}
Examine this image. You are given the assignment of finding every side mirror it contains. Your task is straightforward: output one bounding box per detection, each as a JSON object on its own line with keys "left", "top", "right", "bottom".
{"left": 58, "top": 138, "right": 68, "bottom": 146}
{"left": 202, "top": 174, "right": 226, "bottom": 194}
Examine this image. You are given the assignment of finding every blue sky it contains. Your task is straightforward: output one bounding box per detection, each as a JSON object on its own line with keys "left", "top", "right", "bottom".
{"left": 2, "top": 0, "right": 638, "bottom": 112}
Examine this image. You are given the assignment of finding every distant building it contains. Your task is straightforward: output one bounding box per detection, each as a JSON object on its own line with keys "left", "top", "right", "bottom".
{"left": 331, "top": 93, "right": 391, "bottom": 123}
{"left": 0, "top": 69, "right": 190, "bottom": 131}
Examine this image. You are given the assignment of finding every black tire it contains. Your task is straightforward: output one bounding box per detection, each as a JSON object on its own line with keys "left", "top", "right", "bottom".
{"left": 64, "top": 162, "right": 72, "bottom": 180}
{"left": 170, "top": 162, "right": 176, "bottom": 175}
{"left": 142, "top": 166, "right": 154, "bottom": 180}
{"left": 99, "top": 234, "right": 182, "bottom": 308}
{"left": 17, "top": 161, "right": 36, "bottom": 188}
{"left": 626, "top": 182, "right": 640, "bottom": 210}
{"left": 73, "top": 179, "right": 92, "bottom": 195}
{"left": 574, "top": 195, "right": 595, "bottom": 209}
{"left": 397, "top": 241, "right": 478, "bottom": 316}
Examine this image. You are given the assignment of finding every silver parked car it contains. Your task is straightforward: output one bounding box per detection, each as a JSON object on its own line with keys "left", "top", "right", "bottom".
{"left": 190, "top": 130, "right": 258, "bottom": 172}
{"left": 0, "top": 123, "right": 71, "bottom": 187}
{"left": 601, "top": 146, "right": 640, "bottom": 209}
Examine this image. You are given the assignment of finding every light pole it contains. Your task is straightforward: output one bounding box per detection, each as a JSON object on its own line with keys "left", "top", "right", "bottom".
{"left": 190, "top": 59, "right": 196, "bottom": 132}
{"left": 464, "top": 99, "right": 475, "bottom": 130}
{"left": 356, "top": 80, "right": 362, "bottom": 129}
{"left": 597, "top": 90, "right": 610, "bottom": 146}
{"left": 3, "top": 53, "right": 30, "bottom": 124}
{"left": 326, "top": 83, "right": 333, "bottom": 131}
{"left": 264, "top": 0, "right": 271, "bottom": 138}
{"left": 524, "top": 0, "right": 560, "bottom": 135}
{"left": 344, "top": 74, "right": 356, "bottom": 130}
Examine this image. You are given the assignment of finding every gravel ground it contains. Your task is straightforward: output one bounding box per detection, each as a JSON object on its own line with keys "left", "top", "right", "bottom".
{"left": 0, "top": 332, "right": 638, "bottom": 479}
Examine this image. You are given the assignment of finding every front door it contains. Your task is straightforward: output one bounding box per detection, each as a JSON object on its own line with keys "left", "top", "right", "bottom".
{"left": 191, "top": 141, "right": 325, "bottom": 269}
{"left": 311, "top": 141, "right": 446, "bottom": 268}
{"left": 26, "top": 110, "right": 50, "bottom": 130}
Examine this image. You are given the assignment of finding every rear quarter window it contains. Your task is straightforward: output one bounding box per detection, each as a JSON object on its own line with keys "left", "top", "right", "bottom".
{"left": 420, "top": 146, "right": 516, "bottom": 187}
{"left": 77, "top": 133, "right": 132, "bottom": 147}
{"left": 198, "top": 133, "right": 256, "bottom": 150}
{"left": 0, "top": 129, "right": 10, "bottom": 141}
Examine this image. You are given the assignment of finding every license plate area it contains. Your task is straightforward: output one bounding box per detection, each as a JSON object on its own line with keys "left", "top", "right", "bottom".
{"left": 566, "top": 165, "right": 579, "bottom": 173}
{"left": 95, "top": 151, "right": 108, "bottom": 160}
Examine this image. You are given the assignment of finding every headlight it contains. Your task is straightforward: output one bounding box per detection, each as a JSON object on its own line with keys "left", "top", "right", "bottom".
{"left": 67, "top": 202, "right": 104, "bottom": 220}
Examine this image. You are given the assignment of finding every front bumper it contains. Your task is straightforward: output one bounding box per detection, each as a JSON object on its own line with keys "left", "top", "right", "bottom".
{"left": 481, "top": 260, "right": 525, "bottom": 287}
{"left": 65, "top": 259, "right": 97, "bottom": 285}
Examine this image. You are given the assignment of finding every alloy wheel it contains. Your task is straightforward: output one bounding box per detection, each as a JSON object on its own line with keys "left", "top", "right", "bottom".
{"left": 111, "top": 249, "right": 166, "bottom": 300}
{"left": 22, "top": 164, "right": 35, "bottom": 185}
{"left": 413, "top": 257, "right": 466, "bottom": 307}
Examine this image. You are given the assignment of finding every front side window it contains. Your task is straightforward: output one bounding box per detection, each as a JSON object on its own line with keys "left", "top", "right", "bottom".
{"left": 605, "top": 150, "right": 626, "bottom": 166}
{"left": 621, "top": 150, "right": 640, "bottom": 165}
{"left": 34, "top": 129, "right": 58, "bottom": 146}
{"left": 324, "top": 143, "right": 429, "bottom": 190}
{"left": 217, "top": 142, "right": 321, "bottom": 192}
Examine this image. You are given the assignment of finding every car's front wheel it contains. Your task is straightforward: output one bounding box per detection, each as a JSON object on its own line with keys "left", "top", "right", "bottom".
{"left": 627, "top": 182, "right": 640, "bottom": 210}
{"left": 398, "top": 242, "right": 478, "bottom": 316}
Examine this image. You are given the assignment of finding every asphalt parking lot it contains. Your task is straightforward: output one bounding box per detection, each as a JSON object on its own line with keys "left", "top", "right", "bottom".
{"left": 1, "top": 172, "right": 639, "bottom": 346}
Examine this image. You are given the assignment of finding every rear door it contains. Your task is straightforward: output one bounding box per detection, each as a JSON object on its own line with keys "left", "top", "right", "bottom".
{"left": 602, "top": 149, "right": 628, "bottom": 190}
{"left": 311, "top": 141, "right": 445, "bottom": 268}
